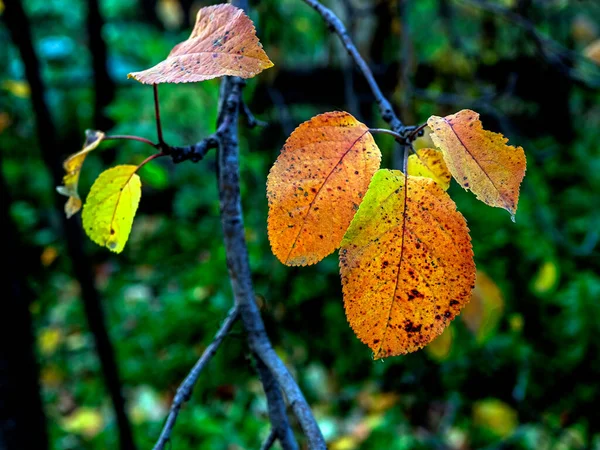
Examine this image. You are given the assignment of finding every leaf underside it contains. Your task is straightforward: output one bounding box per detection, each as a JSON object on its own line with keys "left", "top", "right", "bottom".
{"left": 128, "top": 4, "right": 273, "bottom": 84}
{"left": 340, "top": 170, "right": 476, "bottom": 359}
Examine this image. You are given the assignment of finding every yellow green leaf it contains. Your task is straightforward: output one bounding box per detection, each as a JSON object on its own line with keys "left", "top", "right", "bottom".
{"left": 82, "top": 165, "right": 142, "bottom": 253}
{"left": 532, "top": 260, "right": 559, "bottom": 294}
{"left": 428, "top": 110, "right": 526, "bottom": 220}
{"left": 473, "top": 399, "right": 518, "bottom": 438}
{"left": 267, "top": 111, "right": 381, "bottom": 266}
{"left": 60, "top": 407, "right": 104, "bottom": 438}
{"left": 425, "top": 325, "right": 454, "bottom": 361}
{"left": 1, "top": 80, "right": 30, "bottom": 98}
{"left": 461, "top": 271, "right": 505, "bottom": 343}
{"left": 339, "top": 170, "right": 476, "bottom": 358}
{"left": 407, "top": 148, "right": 451, "bottom": 190}
{"left": 56, "top": 130, "right": 105, "bottom": 218}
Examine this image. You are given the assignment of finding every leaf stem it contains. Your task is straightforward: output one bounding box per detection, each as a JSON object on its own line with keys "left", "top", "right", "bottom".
{"left": 368, "top": 128, "right": 404, "bottom": 142}
{"left": 135, "top": 151, "right": 166, "bottom": 173}
{"left": 403, "top": 144, "right": 410, "bottom": 175}
{"left": 153, "top": 84, "right": 164, "bottom": 145}
{"left": 104, "top": 135, "right": 160, "bottom": 148}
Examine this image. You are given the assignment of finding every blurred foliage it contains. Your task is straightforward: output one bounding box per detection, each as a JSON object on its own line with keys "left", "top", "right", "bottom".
{"left": 1, "top": 0, "right": 600, "bottom": 449}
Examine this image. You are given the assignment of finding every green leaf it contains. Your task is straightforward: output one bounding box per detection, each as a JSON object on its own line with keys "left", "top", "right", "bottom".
{"left": 82, "top": 165, "right": 142, "bottom": 253}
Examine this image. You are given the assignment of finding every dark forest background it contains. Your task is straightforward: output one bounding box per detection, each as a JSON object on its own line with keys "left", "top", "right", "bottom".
{"left": 1, "top": 0, "right": 600, "bottom": 448}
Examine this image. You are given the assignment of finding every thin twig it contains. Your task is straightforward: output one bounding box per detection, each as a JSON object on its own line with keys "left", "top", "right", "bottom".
{"left": 255, "top": 357, "right": 299, "bottom": 450}
{"left": 301, "top": 0, "right": 405, "bottom": 134}
{"left": 153, "top": 84, "right": 165, "bottom": 145}
{"left": 369, "top": 128, "right": 404, "bottom": 141}
{"left": 458, "top": 0, "right": 600, "bottom": 88}
{"left": 240, "top": 100, "right": 268, "bottom": 128}
{"left": 104, "top": 135, "right": 159, "bottom": 148}
{"left": 153, "top": 307, "right": 240, "bottom": 450}
{"left": 260, "top": 429, "right": 278, "bottom": 450}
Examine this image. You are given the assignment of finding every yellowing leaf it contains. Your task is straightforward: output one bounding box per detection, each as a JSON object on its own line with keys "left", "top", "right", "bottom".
{"left": 82, "top": 165, "right": 142, "bottom": 253}
{"left": 461, "top": 271, "right": 504, "bottom": 343}
{"left": 407, "top": 148, "right": 451, "bottom": 190}
{"left": 267, "top": 111, "right": 381, "bottom": 266}
{"left": 532, "top": 260, "right": 559, "bottom": 294}
{"left": 473, "top": 399, "right": 518, "bottom": 438}
{"left": 60, "top": 407, "right": 104, "bottom": 438}
{"left": 425, "top": 325, "right": 454, "bottom": 361}
{"left": 128, "top": 4, "right": 273, "bottom": 84}
{"left": 340, "top": 170, "right": 475, "bottom": 358}
{"left": 583, "top": 39, "right": 600, "bottom": 65}
{"left": 38, "top": 327, "right": 63, "bottom": 356}
{"left": 2, "top": 80, "right": 30, "bottom": 98}
{"left": 428, "top": 110, "right": 526, "bottom": 219}
{"left": 56, "top": 130, "right": 105, "bottom": 218}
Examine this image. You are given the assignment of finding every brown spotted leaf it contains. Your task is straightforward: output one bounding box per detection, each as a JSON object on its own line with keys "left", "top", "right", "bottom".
{"left": 128, "top": 4, "right": 273, "bottom": 84}
{"left": 428, "top": 110, "right": 526, "bottom": 220}
{"left": 339, "top": 170, "right": 475, "bottom": 359}
{"left": 267, "top": 111, "right": 381, "bottom": 266}
{"left": 56, "top": 130, "right": 105, "bottom": 218}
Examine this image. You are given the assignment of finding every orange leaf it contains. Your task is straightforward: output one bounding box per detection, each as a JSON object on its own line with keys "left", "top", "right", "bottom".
{"left": 128, "top": 4, "right": 273, "bottom": 84}
{"left": 267, "top": 111, "right": 381, "bottom": 266}
{"left": 340, "top": 170, "right": 475, "bottom": 358}
{"left": 428, "top": 110, "right": 526, "bottom": 219}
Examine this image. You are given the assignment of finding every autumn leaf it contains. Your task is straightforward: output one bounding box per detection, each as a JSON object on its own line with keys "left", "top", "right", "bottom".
{"left": 82, "top": 165, "right": 142, "bottom": 253}
{"left": 407, "top": 148, "right": 451, "bottom": 190}
{"left": 428, "top": 109, "right": 526, "bottom": 219}
{"left": 473, "top": 399, "right": 518, "bottom": 438}
{"left": 461, "top": 271, "right": 504, "bottom": 343}
{"left": 267, "top": 111, "right": 381, "bottom": 266}
{"left": 583, "top": 39, "right": 600, "bottom": 65}
{"left": 339, "top": 170, "right": 475, "bottom": 358}
{"left": 128, "top": 4, "right": 273, "bottom": 84}
{"left": 56, "top": 130, "right": 105, "bottom": 218}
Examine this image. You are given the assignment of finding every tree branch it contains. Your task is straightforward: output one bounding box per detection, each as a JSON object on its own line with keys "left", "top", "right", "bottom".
{"left": 216, "top": 74, "right": 325, "bottom": 449}
{"left": 458, "top": 0, "right": 600, "bottom": 88}
{"left": 301, "top": 0, "right": 406, "bottom": 135}
{"left": 153, "top": 307, "right": 240, "bottom": 450}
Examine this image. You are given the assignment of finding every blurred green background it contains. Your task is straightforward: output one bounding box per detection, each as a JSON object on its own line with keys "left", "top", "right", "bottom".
{"left": 1, "top": 0, "right": 600, "bottom": 448}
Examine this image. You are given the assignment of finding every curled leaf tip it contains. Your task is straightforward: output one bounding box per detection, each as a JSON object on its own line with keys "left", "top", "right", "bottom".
{"left": 56, "top": 129, "right": 105, "bottom": 218}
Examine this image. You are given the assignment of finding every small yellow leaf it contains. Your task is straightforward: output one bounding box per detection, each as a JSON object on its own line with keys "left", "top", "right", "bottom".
{"left": 407, "top": 148, "right": 451, "bottom": 190}
{"left": 82, "top": 165, "right": 142, "bottom": 253}
{"left": 2, "top": 80, "right": 30, "bottom": 98}
{"left": 532, "top": 260, "right": 559, "bottom": 294}
{"left": 60, "top": 407, "right": 104, "bottom": 438}
{"left": 425, "top": 325, "right": 454, "bottom": 361}
{"left": 38, "top": 327, "right": 62, "bottom": 356}
{"left": 583, "top": 39, "right": 600, "bottom": 65}
{"left": 461, "top": 271, "right": 504, "bottom": 343}
{"left": 428, "top": 110, "right": 526, "bottom": 219}
{"left": 56, "top": 130, "right": 105, "bottom": 218}
{"left": 473, "top": 399, "right": 518, "bottom": 438}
